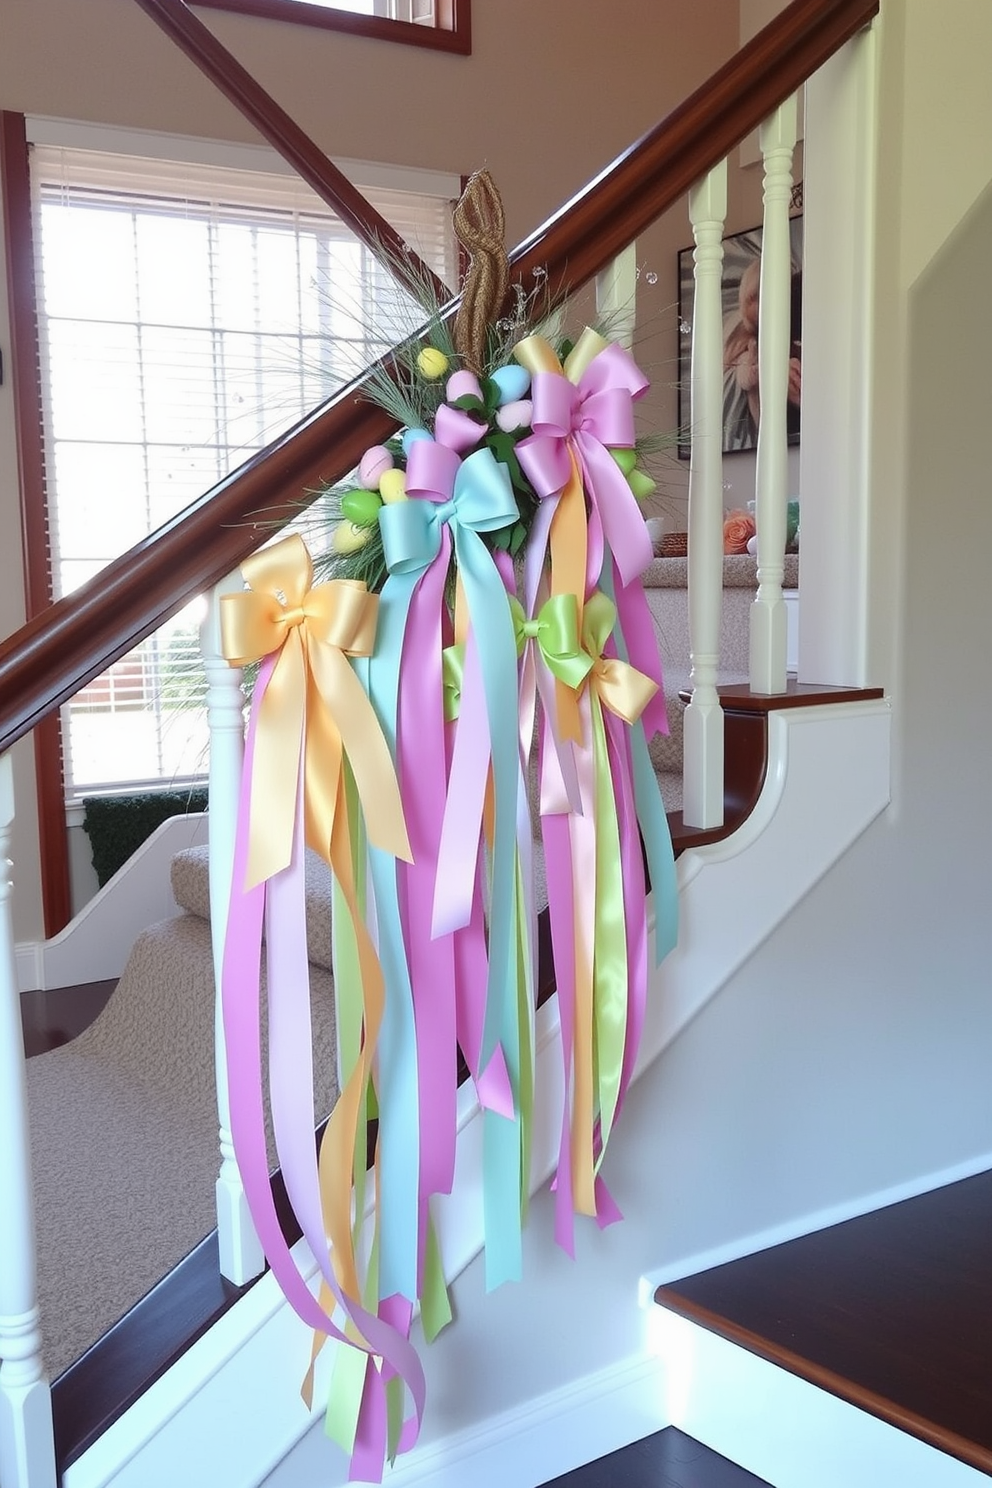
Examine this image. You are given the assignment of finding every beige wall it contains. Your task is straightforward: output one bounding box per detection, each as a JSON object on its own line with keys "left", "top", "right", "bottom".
{"left": 0, "top": 0, "right": 740, "bottom": 937}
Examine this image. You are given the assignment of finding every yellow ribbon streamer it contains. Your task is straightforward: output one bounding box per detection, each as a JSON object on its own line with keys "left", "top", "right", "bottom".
{"left": 220, "top": 533, "right": 411, "bottom": 888}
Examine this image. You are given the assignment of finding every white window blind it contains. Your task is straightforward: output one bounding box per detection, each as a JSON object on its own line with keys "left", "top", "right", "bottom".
{"left": 29, "top": 139, "right": 457, "bottom": 801}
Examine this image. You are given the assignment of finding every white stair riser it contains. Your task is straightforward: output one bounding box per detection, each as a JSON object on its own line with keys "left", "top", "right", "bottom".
{"left": 652, "top": 1308, "right": 987, "bottom": 1488}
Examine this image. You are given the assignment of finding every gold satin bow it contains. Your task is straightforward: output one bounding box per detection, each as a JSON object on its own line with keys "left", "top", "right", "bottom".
{"left": 580, "top": 591, "right": 659, "bottom": 726}
{"left": 221, "top": 533, "right": 411, "bottom": 888}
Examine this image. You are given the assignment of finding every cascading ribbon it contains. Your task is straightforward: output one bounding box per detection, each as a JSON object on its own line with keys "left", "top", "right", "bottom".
{"left": 219, "top": 535, "right": 425, "bottom": 1476}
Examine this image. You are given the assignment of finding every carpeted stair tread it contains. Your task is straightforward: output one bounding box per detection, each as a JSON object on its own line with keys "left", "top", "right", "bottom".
{"left": 172, "top": 843, "right": 334, "bottom": 970}
{"left": 28, "top": 911, "right": 337, "bottom": 1379}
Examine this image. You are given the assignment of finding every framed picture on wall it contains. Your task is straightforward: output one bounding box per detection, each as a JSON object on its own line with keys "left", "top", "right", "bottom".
{"left": 677, "top": 215, "right": 803, "bottom": 459}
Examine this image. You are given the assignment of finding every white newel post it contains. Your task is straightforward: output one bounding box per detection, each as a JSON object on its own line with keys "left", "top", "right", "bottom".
{"left": 683, "top": 160, "right": 728, "bottom": 830}
{"left": 200, "top": 576, "right": 265, "bottom": 1285}
{"left": 595, "top": 242, "right": 637, "bottom": 350}
{"left": 750, "top": 94, "right": 798, "bottom": 695}
{"left": 0, "top": 754, "right": 56, "bottom": 1488}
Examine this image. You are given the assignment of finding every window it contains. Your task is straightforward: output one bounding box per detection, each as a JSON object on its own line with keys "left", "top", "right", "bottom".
{"left": 28, "top": 124, "right": 458, "bottom": 801}
{"left": 192, "top": 0, "right": 471, "bottom": 53}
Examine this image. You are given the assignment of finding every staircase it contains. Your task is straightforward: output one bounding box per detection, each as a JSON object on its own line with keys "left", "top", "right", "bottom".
{"left": 651, "top": 1171, "right": 992, "bottom": 1487}
{"left": 20, "top": 4, "right": 987, "bottom": 1487}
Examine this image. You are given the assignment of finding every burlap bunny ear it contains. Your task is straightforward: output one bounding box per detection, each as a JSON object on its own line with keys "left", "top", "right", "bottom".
{"left": 452, "top": 168, "right": 510, "bottom": 375}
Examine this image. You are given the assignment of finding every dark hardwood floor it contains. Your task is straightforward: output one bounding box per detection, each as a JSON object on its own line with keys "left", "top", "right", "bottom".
{"left": 540, "top": 1427, "right": 772, "bottom": 1487}
{"left": 656, "top": 1169, "right": 992, "bottom": 1476}
{"left": 21, "top": 979, "right": 117, "bottom": 1057}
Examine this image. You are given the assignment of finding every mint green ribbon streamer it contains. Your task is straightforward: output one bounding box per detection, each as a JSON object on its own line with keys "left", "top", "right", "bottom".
{"left": 508, "top": 592, "right": 594, "bottom": 692}
{"left": 597, "top": 566, "right": 679, "bottom": 962}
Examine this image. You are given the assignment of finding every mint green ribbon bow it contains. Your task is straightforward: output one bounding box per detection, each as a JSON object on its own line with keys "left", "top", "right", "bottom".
{"left": 508, "top": 593, "right": 595, "bottom": 693}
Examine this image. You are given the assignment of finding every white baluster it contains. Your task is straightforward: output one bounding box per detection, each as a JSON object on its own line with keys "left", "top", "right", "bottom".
{"left": 595, "top": 242, "right": 637, "bottom": 350}
{"left": 200, "top": 577, "right": 265, "bottom": 1285}
{"left": 683, "top": 160, "right": 728, "bottom": 830}
{"left": 0, "top": 754, "right": 56, "bottom": 1488}
{"left": 751, "top": 94, "right": 798, "bottom": 695}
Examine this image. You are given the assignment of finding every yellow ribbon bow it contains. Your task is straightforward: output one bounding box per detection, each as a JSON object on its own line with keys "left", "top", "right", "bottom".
{"left": 581, "top": 590, "right": 659, "bottom": 726}
{"left": 221, "top": 533, "right": 411, "bottom": 888}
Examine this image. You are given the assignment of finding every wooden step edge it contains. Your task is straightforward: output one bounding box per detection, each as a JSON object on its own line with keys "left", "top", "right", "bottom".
{"left": 677, "top": 680, "right": 885, "bottom": 711}
{"left": 653, "top": 1289, "right": 992, "bottom": 1479}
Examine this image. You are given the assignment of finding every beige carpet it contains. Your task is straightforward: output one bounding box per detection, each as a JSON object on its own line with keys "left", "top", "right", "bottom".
{"left": 27, "top": 893, "right": 338, "bottom": 1380}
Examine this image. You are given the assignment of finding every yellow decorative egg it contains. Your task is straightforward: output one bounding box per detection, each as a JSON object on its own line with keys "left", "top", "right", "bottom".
{"left": 417, "top": 346, "right": 449, "bottom": 380}
{"left": 379, "top": 468, "right": 408, "bottom": 504}
{"left": 331, "top": 521, "right": 370, "bottom": 555}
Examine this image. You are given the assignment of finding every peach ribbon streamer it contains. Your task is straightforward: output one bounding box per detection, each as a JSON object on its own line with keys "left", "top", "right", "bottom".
{"left": 512, "top": 332, "right": 593, "bottom": 742}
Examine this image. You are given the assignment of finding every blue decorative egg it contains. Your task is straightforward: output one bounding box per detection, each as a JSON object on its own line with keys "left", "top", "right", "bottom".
{"left": 401, "top": 427, "right": 432, "bottom": 457}
{"left": 490, "top": 364, "right": 531, "bottom": 405}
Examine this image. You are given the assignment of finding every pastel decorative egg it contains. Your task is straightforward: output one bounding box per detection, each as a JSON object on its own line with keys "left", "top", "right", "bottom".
{"left": 331, "top": 521, "right": 370, "bottom": 555}
{"left": 627, "top": 469, "right": 656, "bottom": 501}
{"left": 610, "top": 447, "right": 638, "bottom": 477}
{"left": 417, "top": 346, "right": 449, "bottom": 380}
{"left": 379, "top": 468, "right": 408, "bottom": 504}
{"left": 495, "top": 399, "right": 533, "bottom": 433}
{"left": 490, "top": 364, "right": 531, "bottom": 405}
{"left": 359, "top": 445, "right": 393, "bottom": 490}
{"left": 340, "top": 488, "right": 383, "bottom": 527}
{"left": 446, "top": 370, "right": 483, "bottom": 404}
{"left": 401, "top": 428, "right": 432, "bottom": 457}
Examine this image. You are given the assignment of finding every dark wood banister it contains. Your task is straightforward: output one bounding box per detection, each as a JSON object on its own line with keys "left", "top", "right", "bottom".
{"left": 131, "top": 0, "right": 451, "bottom": 308}
{"left": 0, "top": 0, "right": 878, "bottom": 757}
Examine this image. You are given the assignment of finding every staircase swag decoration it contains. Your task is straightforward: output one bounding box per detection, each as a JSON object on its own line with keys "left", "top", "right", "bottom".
{"left": 220, "top": 170, "right": 678, "bottom": 1481}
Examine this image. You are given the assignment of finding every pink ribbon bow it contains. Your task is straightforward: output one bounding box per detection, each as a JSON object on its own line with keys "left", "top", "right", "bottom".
{"left": 516, "top": 342, "right": 653, "bottom": 587}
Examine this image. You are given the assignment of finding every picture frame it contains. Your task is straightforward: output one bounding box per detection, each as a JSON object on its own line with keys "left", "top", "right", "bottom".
{"left": 677, "top": 215, "right": 803, "bottom": 459}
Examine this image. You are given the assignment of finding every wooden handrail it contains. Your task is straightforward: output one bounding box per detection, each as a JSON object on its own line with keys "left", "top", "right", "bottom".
{"left": 132, "top": 0, "right": 451, "bottom": 308}
{"left": 0, "top": 0, "right": 877, "bottom": 756}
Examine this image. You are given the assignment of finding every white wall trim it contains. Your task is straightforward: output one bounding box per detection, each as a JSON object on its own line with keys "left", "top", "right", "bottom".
{"left": 358, "top": 1352, "right": 666, "bottom": 1488}
{"left": 651, "top": 1309, "right": 988, "bottom": 1488}
{"left": 15, "top": 812, "right": 208, "bottom": 991}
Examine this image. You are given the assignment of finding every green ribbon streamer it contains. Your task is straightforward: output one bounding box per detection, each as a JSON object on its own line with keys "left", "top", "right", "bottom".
{"left": 514, "top": 859, "right": 534, "bottom": 1227}
{"left": 323, "top": 1341, "right": 367, "bottom": 1454}
{"left": 442, "top": 643, "right": 464, "bottom": 723}
{"left": 590, "top": 667, "right": 629, "bottom": 1161}
{"left": 386, "top": 1374, "right": 404, "bottom": 1465}
{"left": 421, "top": 1210, "right": 453, "bottom": 1343}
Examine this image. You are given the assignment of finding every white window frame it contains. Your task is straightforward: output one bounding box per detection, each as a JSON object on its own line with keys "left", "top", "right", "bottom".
{"left": 25, "top": 117, "right": 460, "bottom": 804}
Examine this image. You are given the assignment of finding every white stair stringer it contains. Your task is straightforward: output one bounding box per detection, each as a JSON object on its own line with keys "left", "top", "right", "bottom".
{"left": 652, "top": 1307, "right": 987, "bottom": 1488}
{"left": 62, "top": 697, "right": 891, "bottom": 1488}
{"left": 15, "top": 812, "right": 208, "bottom": 991}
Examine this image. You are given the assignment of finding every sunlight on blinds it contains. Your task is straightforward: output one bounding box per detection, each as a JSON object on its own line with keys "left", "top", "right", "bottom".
{"left": 31, "top": 144, "right": 456, "bottom": 798}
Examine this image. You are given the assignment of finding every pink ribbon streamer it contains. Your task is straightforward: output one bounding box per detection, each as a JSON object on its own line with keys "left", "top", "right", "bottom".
{"left": 397, "top": 557, "right": 459, "bottom": 1226}
{"left": 221, "top": 657, "right": 427, "bottom": 1468}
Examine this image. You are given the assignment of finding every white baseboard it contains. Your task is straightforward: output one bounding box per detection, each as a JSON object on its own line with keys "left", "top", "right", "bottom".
{"left": 377, "top": 1352, "right": 666, "bottom": 1488}
{"left": 652, "top": 1309, "right": 987, "bottom": 1488}
{"left": 639, "top": 1147, "right": 992, "bottom": 1301}
{"left": 16, "top": 812, "right": 208, "bottom": 991}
